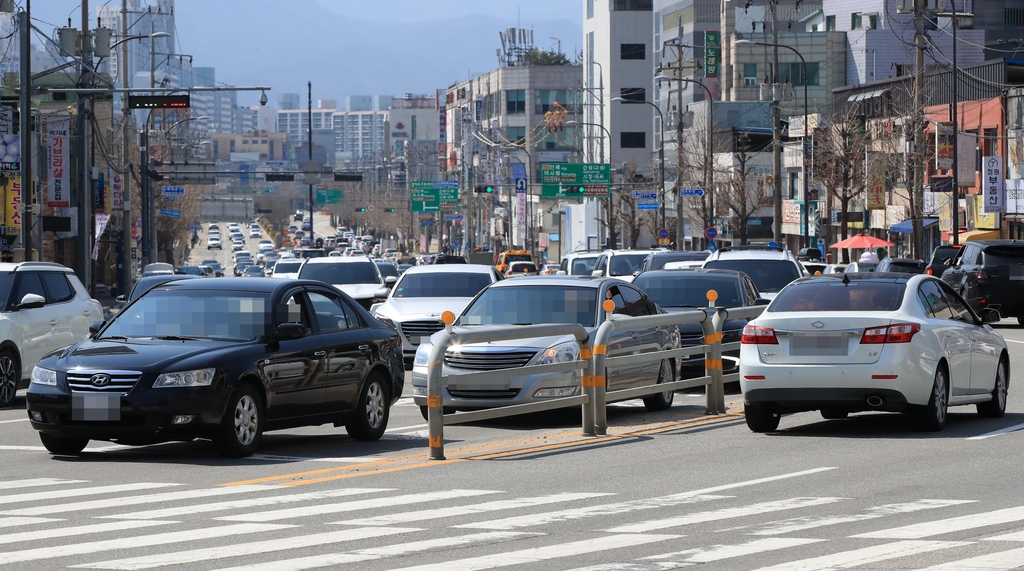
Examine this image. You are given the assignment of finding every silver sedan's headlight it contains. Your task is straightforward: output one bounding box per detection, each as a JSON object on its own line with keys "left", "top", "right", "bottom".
{"left": 413, "top": 343, "right": 432, "bottom": 367}
{"left": 153, "top": 368, "right": 216, "bottom": 388}
{"left": 529, "top": 341, "right": 579, "bottom": 366}
{"left": 30, "top": 366, "right": 57, "bottom": 386}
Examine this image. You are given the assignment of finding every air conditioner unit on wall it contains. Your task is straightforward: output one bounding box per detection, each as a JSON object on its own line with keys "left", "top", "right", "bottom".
{"left": 896, "top": 0, "right": 947, "bottom": 15}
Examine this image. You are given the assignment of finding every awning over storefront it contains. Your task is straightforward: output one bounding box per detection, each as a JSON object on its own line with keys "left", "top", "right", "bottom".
{"left": 890, "top": 218, "right": 938, "bottom": 234}
{"left": 957, "top": 229, "right": 1001, "bottom": 242}
{"left": 847, "top": 89, "right": 889, "bottom": 102}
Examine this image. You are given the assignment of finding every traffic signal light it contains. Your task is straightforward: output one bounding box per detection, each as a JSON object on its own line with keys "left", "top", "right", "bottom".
{"left": 564, "top": 186, "right": 585, "bottom": 196}
{"left": 474, "top": 185, "right": 494, "bottom": 194}
{"left": 355, "top": 207, "right": 367, "bottom": 213}
{"left": 266, "top": 188, "right": 273, "bottom": 193}
{"left": 385, "top": 208, "right": 396, "bottom": 213}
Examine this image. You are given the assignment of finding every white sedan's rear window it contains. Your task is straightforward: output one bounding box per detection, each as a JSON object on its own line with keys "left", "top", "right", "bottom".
{"left": 770, "top": 281, "right": 905, "bottom": 312}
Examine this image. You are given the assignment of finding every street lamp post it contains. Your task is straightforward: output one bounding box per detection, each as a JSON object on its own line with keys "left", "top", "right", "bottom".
{"left": 735, "top": 39, "right": 810, "bottom": 249}
{"left": 611, "top": 97, "right": 666, "bottom": 231}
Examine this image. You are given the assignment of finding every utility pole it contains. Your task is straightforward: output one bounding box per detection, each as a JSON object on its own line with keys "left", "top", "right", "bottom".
{"left": 120, "top": 0, "right": 133, "bottom": 293}
{"left": 307, "top": 81, "right": 314, "bottom": 237}
{"left": 950, "top": 0, "right": 959, "bottom": 246}
{"left": 911, "top": 0, "right": 926, "bottom": 259}
{"left": 18, "top": 1, "right": 31, "bottom": 261}
{"left": 770, "top": 0, "right": 782, "bottom": 245}
{"left": 78, "top": 0, "right": 93, "bottom": 285}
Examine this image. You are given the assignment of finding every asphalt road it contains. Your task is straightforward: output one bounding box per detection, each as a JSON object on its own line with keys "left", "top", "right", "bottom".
{"left": 3, "top": 226, "right": 1024, "bottom": 569}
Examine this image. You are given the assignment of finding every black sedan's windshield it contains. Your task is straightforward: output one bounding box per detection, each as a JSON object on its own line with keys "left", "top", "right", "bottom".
{"left": 299, "top": 261, "right": 380, "bottom": 285}
{"left": 102, "top": 290, "right": 269, "bottom": 341}
{"left": 393, "top": 273, "right": 492, "bottom": 298}
{"left": 459, "top": 286, "right": 598, "bottom": 327}
{"left": 634, "top": 274, "right": 744, "bottom": 308}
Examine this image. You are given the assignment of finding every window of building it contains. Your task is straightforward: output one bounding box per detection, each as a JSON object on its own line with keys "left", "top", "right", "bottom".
{"left": 620, "top": 132, "right": 646, "bottom": 148}
{"left": 620, "top": 43, "right": 646, "bottom": 60}
{"left": 506, "top": 90, "right": 526, "bottom": 114}
{"left": 789, "top": 171, "right": 799, "bottom": 200}
{"left": 612, "top": 0, "right": 653, "bottom": 10}
{"left": 535, "top": 90, "right": 580, "bottom": 114}
{"left": 229, "top": 140, "right": 235, "bottom": 152}
{"left": 508, "top": 126, "right": 526, "bottom": 145}
{"left": 868, "top": 14, "right": 878, "bottom": 29}
{"left": 619, "top": 87, "right": 646, "bottom": 103}
{"left": 779, "top": 62, "right": 820, "bottom": 86}
{"left": 743, "top": 63, "right": 759, "bottom": 86}
{"left": 587, "top": 0, "right": 594, "bottom": 19}
{"left": 1007, "top": 8, "right": 1024, "bottom": 27}
{"left": 851, "top": 13, "right": 862, "bottom": 29}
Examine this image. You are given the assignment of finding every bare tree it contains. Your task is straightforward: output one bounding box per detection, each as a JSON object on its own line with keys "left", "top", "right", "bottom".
{"left": 814, "top": 107, "right": 869, "bottom": 262}
{"left": 717, "top": 132, "right": 773, "bottom": 245}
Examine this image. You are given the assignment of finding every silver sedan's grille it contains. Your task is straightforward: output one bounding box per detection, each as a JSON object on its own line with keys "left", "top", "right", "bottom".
{"left": 66, "top": 370, "right": 142, "bottom": 394}
{"left": 400, "top": 320, "right": 444, "bottom": 341}
{"left": 444, "top": 351, "right": 537, "bottom": 371}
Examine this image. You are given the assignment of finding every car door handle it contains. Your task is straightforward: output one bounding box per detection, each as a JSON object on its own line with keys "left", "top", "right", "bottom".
{"left": 358, "top": 345, "right": 370, "bottom": 351}
{"left": 314, "top": 351, "right": 327, "bottom": 357}
{"left": 49, "top": 319, "right": 58, "bottom": 326}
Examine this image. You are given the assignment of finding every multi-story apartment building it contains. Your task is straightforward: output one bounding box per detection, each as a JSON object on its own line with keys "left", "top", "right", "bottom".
{"left": 210, "top": 131, "right": 288, "bottom": 162}
{"left": 277, "top": 102, "right": 336, "bottom": 147}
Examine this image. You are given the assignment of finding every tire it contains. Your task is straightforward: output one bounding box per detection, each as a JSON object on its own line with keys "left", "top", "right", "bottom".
{"left": 820, "top": 409, "right": 849, "bottom": 420}
{"left": 0, "top": 349, "right": 19, "bottom": 408}
{"left": 917, "top": 366, "right": 949, "bottom": 431}
{"left": 643, "top": 360, "right": 675, "bottom": 412}
{"left": 215, "top": 383, "right": 263, "bottom": 458}
{"left": 978, "top": 358, "right": 1008, "bottom": 418}
{"left": 346, "top": 374, "right": 390, "bottom": 441}
{"left": 39, "top": 432, "right": 88, "bottom": 455}
{"left": 745, "top": 403, "right": 781, "bottom": 432}
{"left": 1017, "top": 317, "right": 1024, "bottom": 327}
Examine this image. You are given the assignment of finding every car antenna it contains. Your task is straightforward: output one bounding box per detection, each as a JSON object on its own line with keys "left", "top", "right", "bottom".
{"left": 842, "top": 274, "right": 850, "bottom": 286}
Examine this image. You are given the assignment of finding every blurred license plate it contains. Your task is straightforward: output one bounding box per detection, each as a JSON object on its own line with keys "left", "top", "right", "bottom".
{"left": 790, "top": 333, "right": 848, "bottom": 356}
{"left": 71, "top": 392, "right": 121, "bottom": 421}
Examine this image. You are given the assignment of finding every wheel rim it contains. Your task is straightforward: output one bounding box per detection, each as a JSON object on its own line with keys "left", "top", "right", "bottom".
{"left": 995, "top": 362, "right": 1007, "bottom": 411}
{"left": 658, "top": 361, "right": 673, "bottom": 400}
{"left": 0, "top": 355, "right": 16, "bottom": 405}
{"left": 934, "top": 370, "right": 948, "bottom": 423}
{"left": 365, "top": 382, "right": 385, "bottom": 429}
{"left": 233, "top": 395, "right": 258, "bottom": 445}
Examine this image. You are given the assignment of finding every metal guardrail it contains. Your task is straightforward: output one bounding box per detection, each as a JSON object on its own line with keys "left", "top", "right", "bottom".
{"left": 425, "top": 303, "right": 766, "bottom": 459}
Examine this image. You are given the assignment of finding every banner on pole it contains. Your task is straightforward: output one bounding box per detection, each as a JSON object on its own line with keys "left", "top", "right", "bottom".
{"left": 92, "top": 214, "right": 110, "bottom": 261}
{"left": 47, "top": 116, "right": 71, "bottom": 208}
{"left": 982, "top": 156, "right": 1004, "bottom": 213}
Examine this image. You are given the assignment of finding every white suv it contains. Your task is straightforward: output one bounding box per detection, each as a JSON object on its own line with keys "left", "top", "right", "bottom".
{"left": 0, "top": 263, "right": 104, "bottom": 407}
{"left": 590, "top": 249, "right": 655, "bottom": 283}
{"left": 702, "top": 245, "right": 806, "bottom": 300}
{"left": 556, "top": 251, "right": 601, "bottom": 276}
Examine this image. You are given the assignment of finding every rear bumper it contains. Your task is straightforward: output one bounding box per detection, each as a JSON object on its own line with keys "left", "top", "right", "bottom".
{"left": 744, "top": 387, "right": 910, "bottom": 414}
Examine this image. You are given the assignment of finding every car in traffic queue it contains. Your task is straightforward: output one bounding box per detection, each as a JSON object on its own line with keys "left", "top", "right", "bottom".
{"left": 207, "top": 236, "right": 222, "bottom": 250}
{"left": 200, "top": 259, "right": 224, "bottom": 277}
{"left": 411, "top": 277, "right": 681, "bottom": 420}
{"left": 926, "top": 244, "right": 961, "bottom": 277}
{"left": 556, "top": 251, "right": 601, "bottom": 276}
{"left": 371, "top": 265, "right": 502, "bottom": 369}
{"left": 375, "top": 260, "right": 401, "bottom": 282}
{"left": 739, "top": 273, "right": 1007, "bottom": 433}
{"left": 115, "top": 274, "right": 201, "bottom": 305}
{"left": 636, "top": 250, "right": 710, "bottom": 273}
{"left": 506, "top": 261, "right": 540, "bottom": 277}
{"left": 26, "top": 278, "right": 405, "bottom": 457}
{"left": 0, "top": 263, "right": 105, "bottom": 408}
{"left": 703, "top": 245, "right": 805, "bottom": 300}
{"left": 298, "top": 257, "right": 388, "bottom": 311}
{"left": 590, "top": 249, "right": 653, "bottom": 283}
{"left": 271, "top": 259, "right": 303, "bottom": 279}
{"left": 633, "top": 269, "right": 764, "bottom": 381}
{"left": 940, "top": 240, "right": 1024, "bottom": 323}
{"left": 876, "top": 257, "right": 927, "bottom": 274}
{"left": 494, "top": 249, "right": 532, "bottom": 274}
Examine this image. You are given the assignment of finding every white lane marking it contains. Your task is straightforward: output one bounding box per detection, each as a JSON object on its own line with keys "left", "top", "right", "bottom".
{"left": 747, "top": 499, "right": 977, "bottom": 536}
{"left": 208, "top": 532, "right": 538, "bottom": 571}
{"left": 642, "top": 537, "right": 825, "bottom": 564}
{"left": 749, "top": 540, "right": 972, "bottom": 571}
{"left": 337, "top": 492, "right": 613, "bottom": 526}
{"left": 0, "top": 520, "right": 174, "bottom": 546}
{"left": 607, "top": 497, "right": 845, "bottom": 534}
{"left": 966, "top": 423, "right": 1024, "bottom": 440}
{"left": 455, "top": 494, "right": 728, "bottom": 531}
{"left": 217, "top": 489, "right": 501, "bottom": 522}
{"left": 0, "top": 523, "right": 293, "bottom": 565}
{"left": 0, "top": 445, "right": 49, "bottom": 451}
{"left": 387, "top": 423, "right": 428, "bottom": 433}
{"left": 0, "top": 484, "right": 278, "bottom": 517}
{"left": 1002, "top": 339, "right": 1024, "bottom": 344}
{"left": 381, "top": 534, "right": 680, "bottom": 571}
{"left": 246, "top": 454, "right": 383, "bottom": 463}
{"left": 911, "top": 547, "right": 1024, "bottom": 570}
{"left": 0, "top": 483, "right": 180, "bottom": 507}
{"left": 0, "top": 418, "right": 28, "bottom": 423}
{"left": 71, "top": 526, "right": 419, "bottom": 570}
{"left": 0, "top": 478, "right": 87, "bottom": 489}
{"left": 854, "top": 505, "right": 1024, "bottom": 539}
{"left": 102, "top": 487, "right": 390, "bottom": 520}
{"left": 984, "top": 529, "right": 1024, "bottom": 541}
{"left": 0, "top": 517, "right": 63, "bottom": 528}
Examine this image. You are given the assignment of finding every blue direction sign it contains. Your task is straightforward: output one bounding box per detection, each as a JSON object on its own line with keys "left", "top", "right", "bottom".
{"left": 633, "top": 191, "right": 658, "bottom": 200}
{"left": 705, "top": 226, "right": 718, "bottom": 240}
{"left": 420, "top": 219, "right": 434, "bottom": 226}
{"left": 680, "top": 189, "right": 705, "bottom": 197}
{"left": 444, "top": 214, "right": 464, "bottom": 221}
{"left": 637, "top": 203, "right": 660, "bottom": 211}
{"left": 161, "top": 186, "right": 185, "bottom": 195}
{"left": 190, "top": 225, "right": 200, "bottom": 231}
{"left": 159, "top": 208, "right": 182, "bottom": 218}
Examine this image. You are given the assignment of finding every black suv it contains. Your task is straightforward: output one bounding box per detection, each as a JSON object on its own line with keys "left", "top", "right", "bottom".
{"left": 926, "top": 244, "right": 961, "bottom": 277}
{"left": 940, "top": 240, "right": 1024, "bottom": 323}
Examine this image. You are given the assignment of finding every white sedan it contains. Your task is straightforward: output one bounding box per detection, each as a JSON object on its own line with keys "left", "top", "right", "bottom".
{"left": 740, "top": 273, "right": 1007, "bottom": 432}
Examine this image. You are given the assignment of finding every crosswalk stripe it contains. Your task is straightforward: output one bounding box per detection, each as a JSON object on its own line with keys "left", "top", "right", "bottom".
{"left": 197, "top": 532, "right": 535, "bottom": 571}
{"left": 337, "top": 492, "right": 613, "bottom": 527}
{"left": 911, "top": 547, "right": 1024, "bottom": 570}
{"left": 0, "top": 484, "right": 280, "bottom": 517}
{"left": 0, "top": 523, "right": 293, "bottom": 565}
{"left": 0, "top": 478, "right": 88, "bottom": 489}
{"left": 641, "top": 537, "right": 825, "bottom": 565}
{"left": 853, "top": 505, "right": 1024, "bottom": 539}
{"left": 217, "top": 489, "right": 501, "bottom": 522}
{"left": 71, "top": 526, "right": 420, "bottom": 570}
{"left": 380, "top": 534, "right": 680, "bottom": 571}
{"left": 748, "top": 540, "right": 973, "bottom": 571}
{"left": 0, "top": 517, "right": 63, "bottom": 528}
{"left": 747, "top": 500, "right": 976, "bottom": 536}
{"left": 607, "top": 497, "right": 845, "bottom": 534}
{"left": 983, "top": 529, "right": 1024, "bottom": 541}
{"left": 0, "top": 520, "right": 174, "bottom": 546}
{"left": 101, "top": 487, "right": 391, "bottom": 520}
{"left": 455, "top": 494, "right": 728, "bottom": 531}
{"left": 0, "top": 482, "right": 180, "bottom": 507}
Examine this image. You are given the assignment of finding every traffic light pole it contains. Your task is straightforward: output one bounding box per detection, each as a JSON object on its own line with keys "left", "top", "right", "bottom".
{"left": 307, "top": 82, "right": 314, "bottom": 244}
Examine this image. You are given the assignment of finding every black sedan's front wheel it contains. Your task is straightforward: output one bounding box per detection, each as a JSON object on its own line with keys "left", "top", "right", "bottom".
{"left": 39, "top": 432, "right": 89, "bottom": 455}
{"left": 216, "top": 383, "right": 263, "bottom": 457}
{"left": 347, "top": 374, "right": 390, "bottom": 441}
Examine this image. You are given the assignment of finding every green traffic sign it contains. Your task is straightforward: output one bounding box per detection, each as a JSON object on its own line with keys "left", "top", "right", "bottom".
{"left": 540, "top": 184, "right": 610, "bottom": 199}
{"left": 411, "top": 180, "right": 460, "bottom": 211}
{"left": 539, "top": 163, "right": 611, "bottom": 185}
{"left": 315, "top": 189, "right": 343, "bottom": 205}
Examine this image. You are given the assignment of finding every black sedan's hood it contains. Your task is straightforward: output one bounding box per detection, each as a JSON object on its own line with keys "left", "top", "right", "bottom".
{"left": 45, "top": 338, "right": 253, "bottom": 374}
{"left": 661, "top": 306, "right": 748, "bottom": 338}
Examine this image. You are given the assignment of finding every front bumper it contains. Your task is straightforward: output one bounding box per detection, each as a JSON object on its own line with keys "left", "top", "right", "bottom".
{"left": 411, "top": 364, "right": 579, "bottom": 410}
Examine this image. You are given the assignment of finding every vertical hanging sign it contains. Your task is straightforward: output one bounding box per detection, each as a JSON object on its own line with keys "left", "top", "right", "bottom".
{"left": 704, "top": 31, "right": 720, "bottom": 78}
{"left": 866, "top": 153, "right": 886, "bottom": 210}
{"left": 47, "top": 116, "right": 71, "bottom": 208}
{"left": 983, "top": 156, "right": 1004, "bottom": 213}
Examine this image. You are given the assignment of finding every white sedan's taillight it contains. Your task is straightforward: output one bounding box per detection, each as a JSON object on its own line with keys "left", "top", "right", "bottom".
{"left": 861, "top": 323, "right": 920, "bottom": 344}
{"left": 741, "top": 325, "right": 778, "bottom": 345}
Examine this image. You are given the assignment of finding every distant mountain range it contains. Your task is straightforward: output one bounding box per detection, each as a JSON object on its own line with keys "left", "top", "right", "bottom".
{"left": 35, "top": 0, "right": 583, "bottom": 107}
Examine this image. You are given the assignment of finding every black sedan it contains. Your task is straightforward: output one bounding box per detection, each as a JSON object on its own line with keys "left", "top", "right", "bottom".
{"left": 27, "top": 278, "right": 404, "bottom": 457}
{"left": 633, "top": 269, "right": 763, "bottom": 381}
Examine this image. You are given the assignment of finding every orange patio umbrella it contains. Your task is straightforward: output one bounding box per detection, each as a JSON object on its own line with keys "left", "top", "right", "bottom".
{"left": 829, "top": 233, "right": 894, "bottom": 249}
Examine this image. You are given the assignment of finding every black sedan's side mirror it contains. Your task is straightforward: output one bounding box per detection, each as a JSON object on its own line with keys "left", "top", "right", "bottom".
{"left": 88, "top": 321, "right": 105, "bottom": 336}
{"left": 754, "top": 298, "right": 772, "bottom": 306}
{"left": 981, "top": 308, "right": 1001, "bottom": 324}
{"left": 276, "top": 322, "right": 308, "bottom": 341}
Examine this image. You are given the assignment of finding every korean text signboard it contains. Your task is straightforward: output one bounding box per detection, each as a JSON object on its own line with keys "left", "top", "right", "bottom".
{"left": 47, "top": 117, "right": 70, "bottom": 208}
{"left": 983, "top": 156, "right": 1004, "bottom": 213}
{"left": 540, "top": 163, "right": 611, "bottom": 198}
{"left": 411, "top": 180, "right": 459, "bottom": 211}
{"left": 866, "top": 153, "right": 886, "bottom": 210}
{"left": 936, "top": 127, "right": 953, "bottom": 170}
{"left": 705, "top": 31, "right": 720, "bottom": 78}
